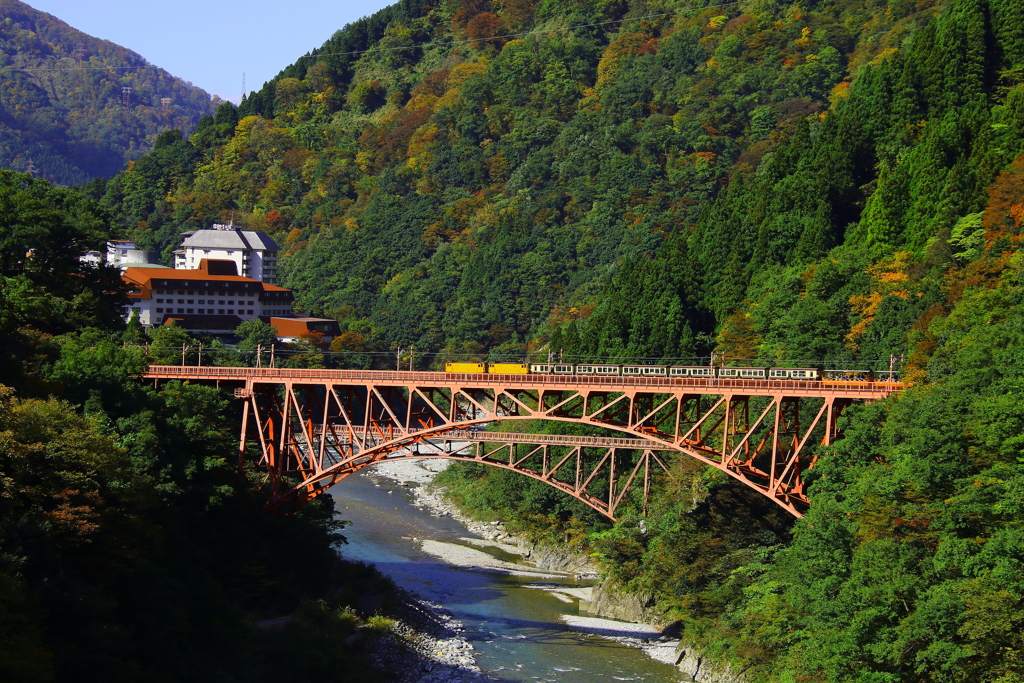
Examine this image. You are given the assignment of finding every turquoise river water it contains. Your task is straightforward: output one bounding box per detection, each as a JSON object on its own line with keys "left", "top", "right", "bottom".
{"left": 328, "top": 472, "right": 686, "bottom": 683}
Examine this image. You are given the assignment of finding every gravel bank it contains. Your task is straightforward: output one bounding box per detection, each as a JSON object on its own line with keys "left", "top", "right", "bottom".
{"left": 372, "top": 591, "right": 495, "bottom": 683}
{"left": 560, "top": 615, "right": 681, "bottom": 666}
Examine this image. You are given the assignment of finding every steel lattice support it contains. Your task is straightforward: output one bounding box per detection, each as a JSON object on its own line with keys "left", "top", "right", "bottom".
{"left": 148, "top": 366, "right": 895, "bottom": 519}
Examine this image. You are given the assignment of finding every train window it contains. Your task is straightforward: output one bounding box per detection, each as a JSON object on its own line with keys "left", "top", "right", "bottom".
{"left": 769, "top": 369, "right": 789, "bottom": 379}
{"left": 530, "top": 364, "right": 551, "bottom": 374}
{"left": 737, "top": 368, "right": 766, "bottom": 378}
{"left": 552, "top": 364, "right": 574, "bottom": 374}
{"left": 719, "top": 368, "right": 738, "bottom": 377}
{"left": 621, "top": 366, "right": 643, "bottom": 375}
{"left": 669, "top": 367, "right": 688, "bottom": 376}
{"left": 690, "top": 367, "right": 713, "bottom": 377}
{"left": 790, "top": 369, "right": 817, "bottom": 379}
{"left": 577, "top": 366, "right": 614, "bottom": 376}
{"left": 642, "top": 366, "right": 666, "bottom": 376}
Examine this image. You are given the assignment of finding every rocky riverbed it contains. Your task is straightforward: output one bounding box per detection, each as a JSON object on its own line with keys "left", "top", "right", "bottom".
{"left": 362, "top": 459, "right": 695, "bottom": 677}
{"left": 371, "top": 592, "right": 492, "bottom": 683}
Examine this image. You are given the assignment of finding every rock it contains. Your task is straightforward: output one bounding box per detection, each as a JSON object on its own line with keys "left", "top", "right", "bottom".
{"left": 586, "top": 578, "right": 659, "bottom": 623}
{"left": 674, "top": 643, "right": 750, "bottom": 683}
{"left": 659, "top": 620, "right": 684, "bottom": 640}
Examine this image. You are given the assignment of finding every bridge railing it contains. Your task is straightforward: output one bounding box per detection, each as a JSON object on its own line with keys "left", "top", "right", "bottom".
{"left": 143, "top": 364, "right": 902, "bottom": 396}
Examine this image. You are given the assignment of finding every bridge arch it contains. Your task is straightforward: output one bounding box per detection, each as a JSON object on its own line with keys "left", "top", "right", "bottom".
{"left": 139, "top": 365, "right": 900, "bottom": 518}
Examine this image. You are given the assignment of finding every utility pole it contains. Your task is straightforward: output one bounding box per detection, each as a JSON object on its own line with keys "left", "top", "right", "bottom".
{"left": 270, "top": 344, "right": 275, "bottom": 368}
{"left": 409, "top": 347, "right": 414, "bottom": 371}
{"left": 181, "top": 343, "right": 186, "bottom": 366}
{"left": 256, "top": 344, "right": 262, "bottom": 368}
{"left": 198, "top": 343, "right": 202, "bottom": 367}
{"left": 396, "top": 346, "right": 403, "bottom": 371}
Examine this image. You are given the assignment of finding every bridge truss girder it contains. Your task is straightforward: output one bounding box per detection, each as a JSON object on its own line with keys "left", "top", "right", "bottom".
{"left": 234, "top": 379, "right": 855, "bottom": 519}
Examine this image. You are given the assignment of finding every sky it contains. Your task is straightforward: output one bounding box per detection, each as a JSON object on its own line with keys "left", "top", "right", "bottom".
{"left": 24, "top": 0, "right": 397, "bottom": 102}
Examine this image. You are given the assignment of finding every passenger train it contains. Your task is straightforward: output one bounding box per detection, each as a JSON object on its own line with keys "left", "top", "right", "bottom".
{"left": 444, "top": 363, "right": 899, "bottom": 382}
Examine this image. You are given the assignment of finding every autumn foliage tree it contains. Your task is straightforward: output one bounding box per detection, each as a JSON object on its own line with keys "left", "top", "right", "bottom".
{"left": 465, "top": 12, "right": 503, "bottom": 48}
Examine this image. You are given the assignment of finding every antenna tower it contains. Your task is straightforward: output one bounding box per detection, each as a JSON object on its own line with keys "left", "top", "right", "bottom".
{"left": 122, "top": 86, "right": 133, "bottom": 107}
{"left": 75, "top": 42, "right": 85, "bottom": 67}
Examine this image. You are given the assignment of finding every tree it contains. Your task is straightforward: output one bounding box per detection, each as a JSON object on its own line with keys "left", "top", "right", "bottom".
{"left": 465, "top": 12, "right": 503, "bottom": 49}
{"left": 329, "top": 331, "right": 371, "bottom": 369}
{"left": 149, "top": 321, "right": 197, "bottom": 365}
{"left": 235, "top": 319, "right": 278, "bottom": 366}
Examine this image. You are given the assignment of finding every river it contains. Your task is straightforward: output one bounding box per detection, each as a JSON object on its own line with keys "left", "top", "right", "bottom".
{"left": 327, "top": 469, "right": 687, "bottom": 683}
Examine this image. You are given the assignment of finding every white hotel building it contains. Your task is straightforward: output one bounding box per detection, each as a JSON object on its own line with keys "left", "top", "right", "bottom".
{"left": 174, "top": 225, "right": 280, "bottom": 284}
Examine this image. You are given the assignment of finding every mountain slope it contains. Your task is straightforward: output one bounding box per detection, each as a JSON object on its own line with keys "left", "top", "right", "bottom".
{"left": 0, "top": 0, "right": 213, "bottom": 184}
{"left": 83, "top": 0, "right": 1024, "bottom": 680}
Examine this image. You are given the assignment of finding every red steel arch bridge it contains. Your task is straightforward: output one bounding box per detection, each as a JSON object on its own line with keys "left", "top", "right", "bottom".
{"left": 142, "top": 366, "right": 902, "bottom": 520}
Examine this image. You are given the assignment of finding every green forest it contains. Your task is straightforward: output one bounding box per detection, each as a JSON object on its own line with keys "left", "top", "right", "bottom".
{"left": 0, "top": 169, "right": 412, "bottom": 681}
{"left": 9, "top": 0, "right": 1024, "bottom": 679}
{"left": 0, "top": 0, "right": 213, "bottom": 185}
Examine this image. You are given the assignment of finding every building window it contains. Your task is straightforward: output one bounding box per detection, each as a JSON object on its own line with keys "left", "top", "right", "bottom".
{"left": 156, "top": 299, "right": 163, "bottom": 303}
{"left": 186, "top": 300, "right": 193, "bottom": 304}
{"left": 197, "top": 309, "right": 203, "bottom": 314}
{"left": 227, "top": 309, "right": 234, "bottom": 314}
{"left": 178, "top": 299, "right": 184, "bottom": 304}
{"left": 156, "top": 308, "right": 163, "bottom": 313}
{"left": 177, "top": 308, "right": 184, "bottom": 314}
{"left": 218, "top": 309, "right": 225, "bottom": 314}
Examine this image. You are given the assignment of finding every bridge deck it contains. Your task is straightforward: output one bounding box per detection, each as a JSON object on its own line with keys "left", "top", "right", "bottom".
{"left": 142, "top": 365, "right": 901, "bottom": 400}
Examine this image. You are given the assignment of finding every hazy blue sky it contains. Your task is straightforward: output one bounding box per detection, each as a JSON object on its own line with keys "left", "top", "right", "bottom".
{"left": 25, "top": 0, "right": 397, "bottom": 102}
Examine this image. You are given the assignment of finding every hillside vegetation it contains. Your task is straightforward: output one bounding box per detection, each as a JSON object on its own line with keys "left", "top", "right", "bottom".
{"left": 0, "top": 0, "right": 213, "bottom": 184}
{"left": 0, "top": 168, "right": 414, "bottom": 682}
{"left": 86, "top": 0, "right": 1024, "bottom": 680}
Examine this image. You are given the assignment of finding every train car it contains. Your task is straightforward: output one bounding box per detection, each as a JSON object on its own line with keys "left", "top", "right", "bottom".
{"left": 719, "top": 367, "right": 766, "bottom": 379}
{"left": 670, "top": 366, "right": 714, "bottom": 377}
{"left": 529, "top": 363, "right": 574, "bottom": 374}
{"left": 575, "top": 364, "right": 621, "bottom": 376}
{"left": 488, "top": 363, "right": 529, "bottom": 374}
{"left": 445, "top": 362, "right": 487, "bottom": 373}
{"left": 874, "top": 370, "right": 900, "bottom": 383}
{"left": 768, "top": 368, "right": 820, "bottom": 380}
{"left": 824, "top": 369, "right": 871, "bottom": 382}
{"left": 621, "top": 365, "right": 667, "bottom": 377}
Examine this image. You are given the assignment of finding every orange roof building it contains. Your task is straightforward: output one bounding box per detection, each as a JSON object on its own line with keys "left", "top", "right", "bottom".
{"left": 123, "top": 259, "right": 294, "bottom": 334}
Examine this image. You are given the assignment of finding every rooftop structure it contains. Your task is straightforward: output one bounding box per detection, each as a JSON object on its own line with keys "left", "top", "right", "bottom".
{"left": 269, "top": 317, "right": 341, "bottom": 343}
{"left": 80, "top": 240, "right": 162, "bottom": 271}
{"left": 174, "top": 225, "right": 280, "bottom": 283}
